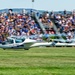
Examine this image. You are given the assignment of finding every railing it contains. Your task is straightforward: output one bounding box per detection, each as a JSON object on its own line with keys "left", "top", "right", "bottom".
{"left": 34, "top": 13, "right": 46, "bottom": 34}
{"left": 50, "top": 18, "right": 63, "bottom": 39}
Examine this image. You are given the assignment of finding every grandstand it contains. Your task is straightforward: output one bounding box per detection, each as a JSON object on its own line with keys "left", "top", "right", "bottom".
{"left": 0, "top": 9, "right": 75, "bottom": 43}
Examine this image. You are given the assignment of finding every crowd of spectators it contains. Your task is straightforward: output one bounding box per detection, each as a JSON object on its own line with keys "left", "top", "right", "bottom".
{"left": 50, "top": 10, "right": 75, "bottom": 40}
{"left": 0, "top": 9, "right": 75, "bottom": 42}
{"left": 39, "top": 11, "right": 55, "bottom": 34}
{"left": 0, "top": 9, "right": 41, "bottom": 42}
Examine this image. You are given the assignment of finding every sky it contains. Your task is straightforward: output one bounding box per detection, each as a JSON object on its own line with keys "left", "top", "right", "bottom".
{"left": 0, "top": 0, "right": 75, "bottom": 11}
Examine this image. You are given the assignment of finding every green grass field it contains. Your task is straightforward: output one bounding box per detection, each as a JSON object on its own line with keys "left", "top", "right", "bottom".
{"left": 0, "top": 47, "right": 75, "bottom": 75}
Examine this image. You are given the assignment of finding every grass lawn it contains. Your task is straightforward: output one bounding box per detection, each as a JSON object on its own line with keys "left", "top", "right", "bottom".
{"left": 0, "top": 47, "right": 75, "bottom": 75}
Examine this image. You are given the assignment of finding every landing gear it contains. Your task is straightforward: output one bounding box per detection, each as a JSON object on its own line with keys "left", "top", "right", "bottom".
{"left": 24, "top": 48, "right": 29, "bottom": 50}
{"left": 3, "top": 48, "right": 6, "bottom": 50}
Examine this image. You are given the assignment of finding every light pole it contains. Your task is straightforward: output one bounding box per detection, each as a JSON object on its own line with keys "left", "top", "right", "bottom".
{"left": 32, "top": 0, "right": 34, "bottom": 9}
